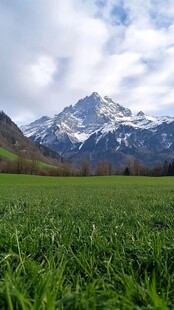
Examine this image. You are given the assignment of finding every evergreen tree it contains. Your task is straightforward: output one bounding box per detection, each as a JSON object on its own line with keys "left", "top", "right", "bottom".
{"left": 171, "top": 159, "right": 174, "bottom": 176}
{"left": 161, "top": 160, "right": 168, "bottom": 176}
{"left": 124, "top": 167, "right": 130, "bottom": 176}
{"left": 168, "top": 163, "right": 173, "bottom": 176}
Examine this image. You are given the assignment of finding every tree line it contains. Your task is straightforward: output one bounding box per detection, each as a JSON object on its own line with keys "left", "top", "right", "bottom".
{"left": 81, "top": 159, "right": 174, "bottom": 177}
{"left": 0, "top": 151, "right": 78, "bottom": 176}
{"left": 1, "top": 153, "right": 174, "bottom": 177}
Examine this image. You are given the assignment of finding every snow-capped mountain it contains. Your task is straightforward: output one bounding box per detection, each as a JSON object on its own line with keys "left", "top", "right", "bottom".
{"left": 21, "top": 92, "right": 174, "bottom": 166}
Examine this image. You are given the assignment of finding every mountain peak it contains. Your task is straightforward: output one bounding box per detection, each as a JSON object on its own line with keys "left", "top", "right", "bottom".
{"left": 137, "top": 111, "right": 145, "bottom": 117}
{"left": 91, "top": 92, "right": 100, "bottom": 98}
{"left": 86, "top": 92, "right": 102, "bottom": 104}
{"left": 74, "top": 92, "right": 132, "bottom": 119}
{"left": 21, "top": 93, "right": 174, "bottom": 167}
{"left": 90, "top": 93, "right": 113, "bottom": 104}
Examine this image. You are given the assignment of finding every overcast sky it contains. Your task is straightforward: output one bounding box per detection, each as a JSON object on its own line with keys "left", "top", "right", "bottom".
{"left": 1, "top": 0, "right": 174, "bottom": 125}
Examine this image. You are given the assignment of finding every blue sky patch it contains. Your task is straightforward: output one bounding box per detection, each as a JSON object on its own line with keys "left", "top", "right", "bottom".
{"left": 111, "top": 3, "right": 129, "bottom": 25}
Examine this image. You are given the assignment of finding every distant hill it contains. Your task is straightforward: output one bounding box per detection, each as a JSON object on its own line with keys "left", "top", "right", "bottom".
{"left": 0, "top": 111, "right": 63, "bottom": 165}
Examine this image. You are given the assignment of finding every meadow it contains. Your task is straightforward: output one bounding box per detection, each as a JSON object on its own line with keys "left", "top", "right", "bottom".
{"left": 0, "top": 147, "right": 17, "bottom": 160}
{"left": 0, "top": 147, "right": 56, "bottom": 169}
{"left": 0, "top": 174, "right": 174, "bottom": 309}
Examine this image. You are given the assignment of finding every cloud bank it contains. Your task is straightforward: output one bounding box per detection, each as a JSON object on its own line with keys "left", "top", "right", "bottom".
{"left": 1, "top": 0, "right": 174, "bottom": 124}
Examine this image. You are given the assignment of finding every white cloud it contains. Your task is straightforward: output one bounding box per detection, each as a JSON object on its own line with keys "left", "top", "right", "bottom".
{"left": 30, "top": 56, "right": 57, "bottom": 87}
{"left": 1, "top": 0, "right": 174, "bottom": 124}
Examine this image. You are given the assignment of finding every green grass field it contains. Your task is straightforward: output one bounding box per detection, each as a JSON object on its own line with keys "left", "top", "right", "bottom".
{"left": 0, "top": 174, "right": 174, "bottom": 309}
{"left": 0, "top": 147, "right": 56, "bottom": 169}
{"left": 0, "top": 147, "right": 17, "bottom": 160}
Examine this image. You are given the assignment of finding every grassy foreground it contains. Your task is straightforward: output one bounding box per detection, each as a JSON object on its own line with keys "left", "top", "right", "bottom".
{"left": 0, "top": 174, "right": 174, "bottom": 309}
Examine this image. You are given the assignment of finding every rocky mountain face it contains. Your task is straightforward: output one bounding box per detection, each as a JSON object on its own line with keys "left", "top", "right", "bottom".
{"left": 21, "top": 92, "right": 174, "bottom": 167}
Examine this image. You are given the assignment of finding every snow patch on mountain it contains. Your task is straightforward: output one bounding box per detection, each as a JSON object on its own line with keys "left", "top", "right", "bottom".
{"left": 21, "top": 92, "right": 174, "bottom": 159}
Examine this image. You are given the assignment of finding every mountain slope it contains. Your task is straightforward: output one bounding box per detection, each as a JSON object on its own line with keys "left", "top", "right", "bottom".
{"left": 0, "top": 111, "right": 63, "bottom": 164}
{"left": 21, "top": 93, "right": 174, "bottom": 166}
{"left": 0, "top": 147, "right": 17, "bottom": 160}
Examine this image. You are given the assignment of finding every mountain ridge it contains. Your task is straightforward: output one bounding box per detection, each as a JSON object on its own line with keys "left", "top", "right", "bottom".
{"left": 21, "top": 92, "right": 174, "bottom": 166}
